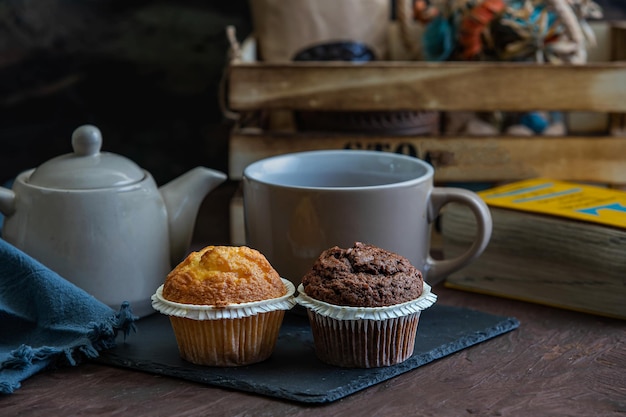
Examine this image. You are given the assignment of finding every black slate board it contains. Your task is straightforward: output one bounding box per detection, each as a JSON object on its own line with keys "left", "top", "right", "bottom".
{"left": 96, "top": 305, "right": 519, "bottom": 404}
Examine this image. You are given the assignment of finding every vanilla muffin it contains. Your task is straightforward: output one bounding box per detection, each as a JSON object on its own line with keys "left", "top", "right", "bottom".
{"left": 296, "top": 242, "right": 436, "bottom": 368}
{"left": 152, "top": 246, "right": 295, "bottom": 366}
{"left": 162, "top": 245, "right": 286, "bottom": 306}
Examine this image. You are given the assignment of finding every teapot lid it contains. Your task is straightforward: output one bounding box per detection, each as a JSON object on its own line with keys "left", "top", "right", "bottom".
{"left": 28, "top": 125, "right": 145, "bottom": 189}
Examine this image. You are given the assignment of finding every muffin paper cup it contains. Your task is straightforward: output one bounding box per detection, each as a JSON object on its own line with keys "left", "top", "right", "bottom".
{"left": 295, "top": 283, "right": 437, "bottom": 368}
{"left": 151, "top": 278, "right": 296, "bottom": 319}
{"left": 151, "top": 278, "right": 296, "bottom": 366}
{"left": 167, "top": 310, "right": 286, "bottom": 366}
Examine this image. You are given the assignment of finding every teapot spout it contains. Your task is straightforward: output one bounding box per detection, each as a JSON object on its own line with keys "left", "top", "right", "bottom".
{"left": 0, "top": 187, "right": 15, "bottom": 217}
{"left": 160, "top": 167, "right": 227, "bottom": 266}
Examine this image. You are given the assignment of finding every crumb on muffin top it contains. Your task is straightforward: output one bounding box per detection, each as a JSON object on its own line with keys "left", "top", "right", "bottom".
{"left": 301, "top": 242, "right": 423, "bottom": 307}
{"left": 162, "top": 246, "right": 285, "bottom": 307}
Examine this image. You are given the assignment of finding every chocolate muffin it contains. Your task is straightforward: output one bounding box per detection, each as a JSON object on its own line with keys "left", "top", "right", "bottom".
{"left": 296, "top": 242, "right": 436, "bottom": 368}
{"left": 301, "top": 242, "right": 423, "bottom": 307}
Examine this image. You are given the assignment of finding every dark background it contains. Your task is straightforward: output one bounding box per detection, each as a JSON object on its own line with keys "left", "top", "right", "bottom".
{"left": 0, "top": 0, "right": 624, "bottom": 187}
{"left": 0, "top": 1, "right": 252, "bottom": 186}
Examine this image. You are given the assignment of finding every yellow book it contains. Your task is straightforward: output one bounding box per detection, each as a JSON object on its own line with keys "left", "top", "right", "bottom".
{"left": 441, "top": 178, "right": 626, "bottom": 320}
{"left": 478, "top": 178, "right": 626, "bottom": 229}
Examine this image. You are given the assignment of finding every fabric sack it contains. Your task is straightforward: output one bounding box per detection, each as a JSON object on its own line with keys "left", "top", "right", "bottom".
{"left": 249, "top": 0, "right": 392, "bottom": 62}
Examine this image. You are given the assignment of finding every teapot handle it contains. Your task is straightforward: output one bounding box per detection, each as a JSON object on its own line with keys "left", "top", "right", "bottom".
{"left": 0, "top": 187, "right": 15, "bottom": 217}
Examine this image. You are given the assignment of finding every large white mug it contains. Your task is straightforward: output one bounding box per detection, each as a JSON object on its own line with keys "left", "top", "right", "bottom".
{"left": 242, "top": 150, "right": 492, "bottom": 288}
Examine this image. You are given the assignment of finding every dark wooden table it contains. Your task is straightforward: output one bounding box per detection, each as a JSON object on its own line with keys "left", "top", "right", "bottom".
{"left": 2, "top": 184, "right": 625, "bottom": 416}
{"left": 3, "top": 283, "right": 625, "bottom": 417}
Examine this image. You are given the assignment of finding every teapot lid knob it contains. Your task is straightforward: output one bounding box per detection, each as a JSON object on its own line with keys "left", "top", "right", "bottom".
{"left": 72, "top": 125, "right": 102, "bottom": 156}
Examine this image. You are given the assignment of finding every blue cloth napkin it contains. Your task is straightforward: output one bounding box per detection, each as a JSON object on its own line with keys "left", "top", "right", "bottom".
{"left": 0, "top": 236, "right": 137, "bottom": 394}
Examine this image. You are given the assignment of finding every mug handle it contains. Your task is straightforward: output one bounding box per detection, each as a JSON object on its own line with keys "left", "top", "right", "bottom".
{"left": 425, "top": 187, "right": 493, "bottom": 284}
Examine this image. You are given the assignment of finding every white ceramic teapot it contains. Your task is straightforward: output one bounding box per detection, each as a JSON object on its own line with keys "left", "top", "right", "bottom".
{"left": 0, "top": 125, "right": 227, "bottom": 317}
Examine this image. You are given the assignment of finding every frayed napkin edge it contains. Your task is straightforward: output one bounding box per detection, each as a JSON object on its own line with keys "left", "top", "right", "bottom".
{"left": 0, "top": 302, "right": 137, "bottom": 395}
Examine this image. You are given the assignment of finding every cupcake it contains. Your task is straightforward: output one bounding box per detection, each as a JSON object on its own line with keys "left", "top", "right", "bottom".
{"left": 151, "top": 245, "right": 295, "bottom": 366}
{"left": 296, "top": 242, "right": 436, "bottom": 368}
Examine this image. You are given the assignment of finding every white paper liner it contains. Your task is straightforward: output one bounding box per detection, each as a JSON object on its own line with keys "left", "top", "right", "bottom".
{"left": 151, "top": 278, "right": 296, "bottom": 320}
{"left": 295, "top": 282, "right": 436, "bottom": 321}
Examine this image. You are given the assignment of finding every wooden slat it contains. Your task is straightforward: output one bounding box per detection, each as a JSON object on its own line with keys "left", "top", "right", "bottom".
{"left": 611, "top": 21, "right": 626, "bottom": 61}
{"left": 228, "top": 62, "right": 626, "bottom": 112}
{"left": 228, "top": 129, "right": 626, "bottom": 184}
{"left": 609, "top": 23, "right": 626, "bottom": 135}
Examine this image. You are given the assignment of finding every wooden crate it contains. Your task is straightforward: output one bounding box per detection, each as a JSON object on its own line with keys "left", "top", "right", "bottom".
{"left": 226, "top": 21, "right": 626, "bottom": 184}
{"left": 225, "top": 22, "right": 626, "bottom": 244}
